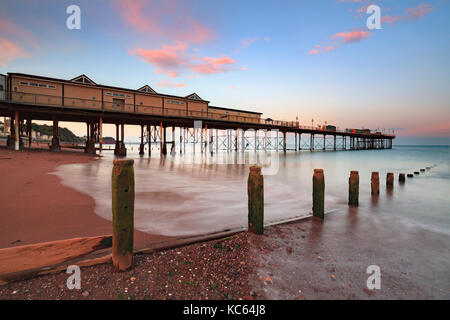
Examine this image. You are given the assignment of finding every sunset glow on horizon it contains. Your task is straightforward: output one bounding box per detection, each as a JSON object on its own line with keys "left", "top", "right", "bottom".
{"left": 0, "top": 0, "right": 449, "bottom": 144}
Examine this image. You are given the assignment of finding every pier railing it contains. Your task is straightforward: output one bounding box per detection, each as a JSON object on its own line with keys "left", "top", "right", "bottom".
{"left": 0, "top": 90, "right": 395, "bottom": 137}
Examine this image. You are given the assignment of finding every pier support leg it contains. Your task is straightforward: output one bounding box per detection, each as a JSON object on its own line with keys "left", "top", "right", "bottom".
{"left": 299, "top": 134, "right": 301, "bottom": 151}
{"left": 14, "top": 111, "right": 20, "bottom": 151}
{"left": 371, "top": 172, "right": 379, "bottom": 195}
{"left": 27, "top": 119, "right": 32, "bottom": 148}
{"left": 349, "top": 171, "right": 359, "bottom": 207}
{"left": 114, "top": 124, "right": 120, "bottom": 155}
{"left": 334, "top": 135, "right": 336, "bottom": 151}
{"left": 216, "top": 128, "right": 219, "bottom": 153}
{"left": 248, "top": 166, "right": 264, "bottom": 234}
{"left": 312, "top": 169, "right": 325, "bottom": 220}
{"left": 295, "top": 132, "right": 297, "bottom": 151}
{"left": 112, "top": 159, "right": 135, "bottom": 272}
{"left": 117, "top": 123, "right": 127, "bottom": 157}
{"left": 50, "top": 117, "right": 60, "bottom": 151}
{"left": 204, "top": 125, "right": 207, "bottom": 153}
{"left": 147, "top": 125, "right": 151, "bottom": 157}
{"left": 323, "top": 135, "right": 326, "bottom": 151}
{"left": 180, "top": 127, "right": 183, "bottom": 154}
{"left": 264, "top": 130, "right": 267, "bottom": 152}
{"left": 283, "top": 131, "right": 287, "bottom": 153}
{"left": 99, "top": 117, "right": 103, "bottom": 156}
{"left": 139, "top": 125, "right": 144, "bottom": 156}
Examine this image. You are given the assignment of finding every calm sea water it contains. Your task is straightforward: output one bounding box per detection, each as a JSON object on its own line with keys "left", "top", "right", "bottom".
{"left": 51, "top": 144, "right": 449, "bottom": 239}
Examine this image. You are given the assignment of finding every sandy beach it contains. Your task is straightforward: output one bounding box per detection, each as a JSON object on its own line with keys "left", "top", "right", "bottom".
{"left": 0, "top": 147, "right": 172, "bottom": 249}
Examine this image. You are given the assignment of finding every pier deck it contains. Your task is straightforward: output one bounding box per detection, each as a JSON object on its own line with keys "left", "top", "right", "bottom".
{"left": 0, "top": 90, "right": 394, "bottom": 155}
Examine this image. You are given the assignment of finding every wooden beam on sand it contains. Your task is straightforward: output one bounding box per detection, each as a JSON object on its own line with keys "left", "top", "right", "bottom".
{"left": 0, "top": 235, "right": 112, "bottom": 281}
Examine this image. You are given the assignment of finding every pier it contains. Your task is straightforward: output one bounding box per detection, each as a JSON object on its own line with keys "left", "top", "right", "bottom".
{"left": 0, "top": 73, "right": 395, "bottom": 155}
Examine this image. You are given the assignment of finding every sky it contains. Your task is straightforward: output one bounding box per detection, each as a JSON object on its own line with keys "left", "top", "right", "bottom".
{"left": 0, "top": 0, "right": 449, "bottom": 144}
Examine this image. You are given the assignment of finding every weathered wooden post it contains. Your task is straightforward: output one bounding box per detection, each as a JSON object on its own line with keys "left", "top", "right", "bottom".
{"left": 348, "top": 171, "right": 359, "bottom": 207}
{"left": 386, "top": 172, "right": 394, "bottom": 187}
{"left": 399, "top": 173, "right": 406, "bottom": 183}
{"left": 112, "top": 159, "right": 135, "bottom": 272}
{"left": 312, "top": 169, "right": 325, "bottom": 220}
{"left": 371, "top": 171, "right": 379, "bottom": 195}
{"left": 248, "top": 166, "right": 264, "bottom": 234}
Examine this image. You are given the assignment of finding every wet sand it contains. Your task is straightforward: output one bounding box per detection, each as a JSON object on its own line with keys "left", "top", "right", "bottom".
{"left": 249, "top": 210, "right": 450, "bottom": 300}
{"left": 0, "top": 147, "right": 172, "bottom": 249}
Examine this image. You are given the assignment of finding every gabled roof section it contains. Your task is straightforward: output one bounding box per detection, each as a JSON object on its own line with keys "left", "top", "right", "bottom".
{"left": 70, "top": 74, "right": 96, "bottom": 85}
{"left": 137, "top": 85, "right": 157, "bottom": 94}
{"left": 186, "top": 93, "right": 203, "bottom": 101}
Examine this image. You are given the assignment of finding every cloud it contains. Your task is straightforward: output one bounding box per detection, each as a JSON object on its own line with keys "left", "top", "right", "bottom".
{"left": 130, "top": 42, "right": 188, "bottom": 77}
{"left": 331, "top": 30, "right": 370, "bottom": 43}
{"left": 113, "top": 0, "right": 213, "bottom": 44}
{"left": 0, "top": 38, "right": 28, "bottom": 67}
{"left": 240, "top": 38, "right": 258, "bottom": 49}
{"left": 382, "top": 4, "right": 433, "bottom": 25}
{"left": 156, "top": 79, "right": 187, "bottom": 88}
{"left": 309, "top": 49, "right": 320, "bottom": 55}
{"left": 264, "top": 37, "right": 271, "bottom": 42}
{"left": 190, "top": 55, "right": 237, "bottom": 74}
{"left": 405, "top": 4, "right": 433, "bottom": 20}
{"left": 229, "top": 85, "right": 237, "bottom": 90}
{"left": 0, "top": 15, "right": 39, "bottom": 65}
{"left": 381, "top": 15, "right": 401, "bottom": 24}
{"left": 131, "top": 43, "right": 237, "bottom": 76}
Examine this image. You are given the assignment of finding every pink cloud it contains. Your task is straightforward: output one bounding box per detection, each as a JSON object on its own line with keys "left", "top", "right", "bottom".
{"left": 381, "top": 15, "right": 401, "bottom": 24}
{"left": 240, "top": 67, "right": 248, "bottom": 70}
{"left": 309, "top": 49, "right": 320, "bottom": 55}
{"left": 191, "top": 55, "right": 237, "bottom": 74}
{"left": 264, "top": 37, "right": 271, "bottom": 42}
{"left": 156, "top": 79, "right": 187, "bottom": 88}
{"left": 113, "top": 0, "right": 213, "bottom": 44}
{"left": 130, "top": 42, "right": 188, "bottom": 77}
{"left": 131, "top": 43, "right": 237, "bottom": 76}
{"left": 240, "top": 38, "right": 257, "bottom": 49}
{"left": 400, "top": 122, "right": 450, "bottom": 137}
{"left": 0, "top": 38, "right": 28, "bottom": 67}
{"left": 382, "top": 4, "right": 433, "bottom": 25}
{"left": 229, "top": 85, "right": 237, "bottom": 90}
{"left": 405, "top": 4, "right": 433, "bottom": 20}
{"left": 331, "top": 30, "right": 370, "bottom": 43}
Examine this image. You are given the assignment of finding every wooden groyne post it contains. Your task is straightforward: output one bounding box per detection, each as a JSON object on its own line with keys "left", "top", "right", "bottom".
{"left": 312, "top": 169, "right": 325, "bottom": 220}
{"left": 399, "top": 173, "right": 406, "bottom": 183}
{"left": 111, "top": 159, "right": 135, "bottom": 272}
{"left": 248, "top": 166, "right": 264, "bottom": 234}
{"left": 349, "top": 171, "right": 359, "bottom": 207}
{"left": 371, "top": 171, "right": 379, "bottom": 195}
{"left": 386, "top": 172, "right": 394, "bottom": 187}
